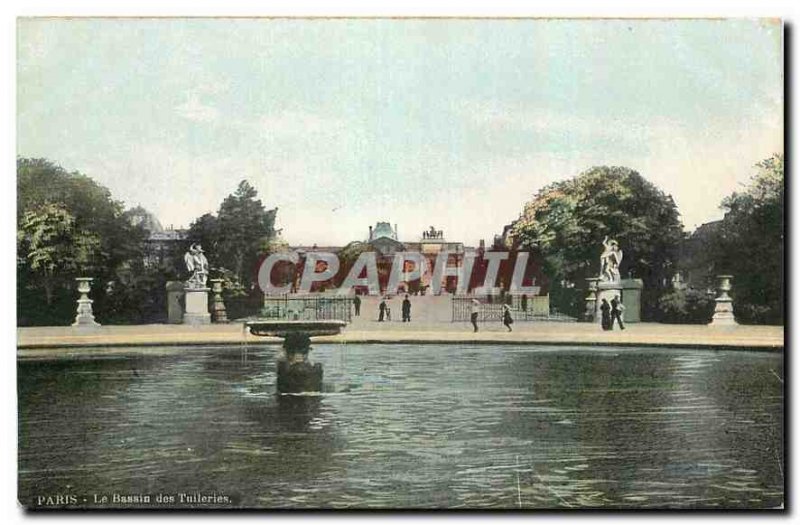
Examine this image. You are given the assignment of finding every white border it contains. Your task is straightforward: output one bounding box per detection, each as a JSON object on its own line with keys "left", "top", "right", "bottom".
{"left": 3, "top": 1, "right": 795, "bottom": 524}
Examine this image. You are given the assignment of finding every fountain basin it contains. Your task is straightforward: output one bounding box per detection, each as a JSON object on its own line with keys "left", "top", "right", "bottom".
{"left": 245, "top": 319, "right": 347, "bottom": 338}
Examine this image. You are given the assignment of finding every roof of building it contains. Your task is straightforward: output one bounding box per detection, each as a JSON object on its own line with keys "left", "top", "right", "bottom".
{"left": 372, "top": 221, "right": 397, "bottom": 240}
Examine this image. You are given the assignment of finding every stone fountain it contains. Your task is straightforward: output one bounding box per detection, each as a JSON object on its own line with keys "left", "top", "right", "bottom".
{"left": 245, "top": 319, "right": 347, "bottom": 394}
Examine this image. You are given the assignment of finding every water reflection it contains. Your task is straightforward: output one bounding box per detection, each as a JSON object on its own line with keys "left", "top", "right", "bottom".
{"left": 18, "top": 345, "right": 783, "bottom": 509}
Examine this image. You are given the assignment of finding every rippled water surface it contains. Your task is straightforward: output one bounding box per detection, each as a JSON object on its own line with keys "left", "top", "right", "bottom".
{"left": 19, "top": 344, "right": 784, "bottom": 509}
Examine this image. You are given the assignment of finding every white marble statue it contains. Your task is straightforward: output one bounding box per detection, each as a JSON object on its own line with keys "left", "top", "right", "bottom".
{"left": 185, "top": 243, "right": 209, "bottom": 288}
{"left": 600, "top": 236, "right": 623, "bottom": 282}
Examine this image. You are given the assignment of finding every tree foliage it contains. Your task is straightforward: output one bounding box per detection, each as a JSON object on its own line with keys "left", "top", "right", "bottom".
{"left": 17, "top": 158, "right": 150, "bottom": 325}
{"left": 187, "top": 180, "right": 278, "bottom": 291}
{"left": 709, "top": 154, "right": 784, "bottom": 324}
{"left": 656, "top": 288, "right": 715, "bottom": 324}
{"left": 508, "top": 166, "right": 684, "bottom": 318}
{"left": 17, "top": 203, "right": 101, "bottom": 305}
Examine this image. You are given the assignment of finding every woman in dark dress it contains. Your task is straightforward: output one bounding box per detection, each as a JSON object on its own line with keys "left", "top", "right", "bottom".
{"left": 599, "top": 299, "right": 612, "bottom": 330}
{"left": 502, "top": 304, "right": 514, "bottom": 332}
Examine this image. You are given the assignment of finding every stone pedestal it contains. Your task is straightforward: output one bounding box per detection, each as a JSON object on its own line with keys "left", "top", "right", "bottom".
{"left": 246, "top": 320, "right": 345, "bottom": 394}
{"left": 72, "top": 277, "right": 100, "bottom": 327}
{"left": 596, "top": 281, "right": 624, "bottom": 319}
{"left": 710, "top": 275, "right": 738, "bottom": 326}
{"left": 182, "top": 287, "right": 211, "bottom": 325}
{"left": 620, "top": 278, "right": 643, "bottom": 323}
{"left": 583, "top": 278, "right": 600, "bottom": 322}
{"left": 276, "top": 333, "right": 323, "bottom": 393}
{"left": 209, "top": 279, "right": 228, "bottom": 323}
{"left": 166, "top": 281, "right": 185, "bottom": 324}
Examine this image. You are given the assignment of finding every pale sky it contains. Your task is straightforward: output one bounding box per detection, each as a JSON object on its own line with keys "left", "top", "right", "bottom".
{"left": 17, "top": 18, "right": 782, "bottom": 246}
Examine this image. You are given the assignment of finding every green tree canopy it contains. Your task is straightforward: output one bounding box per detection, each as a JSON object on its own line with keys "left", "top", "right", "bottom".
{"left": 187, "top": 180, "right": 278, "bottom": 289}
{"left": 507, "top": 166, "right": 684, "bottom": 317}
{"left": 17, "top": 203, "right": 101, "bottom": 305}
{"left": 17, "top": 158, "right": 148, "bottom": 325}
{"left": 709, "top": 154, "right": 784, "bottom": 324}
{"left": 18, "top": 158, "right": 146, "bottom": 273}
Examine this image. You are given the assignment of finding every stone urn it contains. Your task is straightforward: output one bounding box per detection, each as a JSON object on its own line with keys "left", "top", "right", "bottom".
{"left": 72, "top": 277, "right": 100, "bottom": 327}
{"left": 583, "top": 278, "right": 600, "bottom": 322}
{"left": 209, "top": 279, "right": 228, "bottom": 323}
{"left": 710, "top": 275, "right": 738, "bottom": 326}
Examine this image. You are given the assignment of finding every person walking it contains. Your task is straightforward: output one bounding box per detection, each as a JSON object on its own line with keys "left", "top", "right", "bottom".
{"left": 470, "top": 299, "right": 480, "bottom": 333}
{"left": 353, "top": 295, "right": 361, "bottom": 316}
{"left": 378, "top": 298, "right": 387, "bottom": 322}
{"left": 610, "top": 296, "right": 625, "bottom": 330}
{"left": 599, "top": 299, "right": 612, "bottom": 331}
{"left": 521, "top": 294, "right": 528, "bottom": 313}
{"left": 502, "top": 304, "right": 514, "bottom": 332}
{"left": 402, "top": 294, "right": 411, "bottom": 322}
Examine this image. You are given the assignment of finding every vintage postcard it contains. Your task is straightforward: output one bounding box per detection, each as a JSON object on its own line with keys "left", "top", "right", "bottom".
{"left": 16, "top": 17, "right": 784, "bottom": 510}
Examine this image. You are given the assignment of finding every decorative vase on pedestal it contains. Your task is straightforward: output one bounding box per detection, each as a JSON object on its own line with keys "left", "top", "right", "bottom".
{"left": 584, "top": 278, "right": 600, "bottom": 322}
{"left": 209, "top": 279, "right": 228, "bottom": 323}
{"left": 710, "top": 275, "right": 738, "bottom": 326}
{"left": 72, "top": 277, "right": 100, "bottom": 327}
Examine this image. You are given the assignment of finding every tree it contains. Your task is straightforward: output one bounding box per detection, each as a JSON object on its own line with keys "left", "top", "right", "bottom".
{"left": 217, "top": 181, "right": 277, "bottom": 285}
{"left": 18, "top": 158, "right": 145, "bottom": 270}
{"left": 187, "top": 181, "right": 278, "bottom": 289}
{"left": 186, "top": 213, "right": 220, "bottom": 265}
{"left": 17, "top": 158, "right": 148, "bottom": 325}
{"left": 17, "top": 203, "right": 100, "bottom": 306}
{"left": 185, "top": 181, "right": 279, "bottom": 319}
{"left": 708, "top": 154, "right": 783, "bottom": 324}
{"left": 507, "top": 166, "right": 684, "bottom": 318}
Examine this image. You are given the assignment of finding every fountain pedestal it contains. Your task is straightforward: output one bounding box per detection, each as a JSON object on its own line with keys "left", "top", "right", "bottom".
{"left": 245, "top": 320, "right": 347, "bottom": 394}
{"left": 276, "top": 333, "right": 323, "bottom": 393}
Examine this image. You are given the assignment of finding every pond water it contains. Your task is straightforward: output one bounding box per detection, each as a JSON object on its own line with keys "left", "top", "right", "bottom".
{"left": 18, "top": 344, "right": 784, "bottom": 509}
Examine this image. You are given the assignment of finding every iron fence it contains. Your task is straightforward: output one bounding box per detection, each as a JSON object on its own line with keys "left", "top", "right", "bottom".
{"left": 451, "top": 294, "right": 576, "bottom": 322}
{"left": 262, "top": 294, "right": 353, "bottom": 323}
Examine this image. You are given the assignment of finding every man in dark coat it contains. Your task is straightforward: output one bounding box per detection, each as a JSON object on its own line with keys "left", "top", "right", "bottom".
{"left": 402, "top": 294, "right": 411, "bottom": 322}
{"left": 353, "top": 295, "right": 361, "bottom": 316}
{"left": 599, "top": 299, "right": 612, "bottom": 330}
{"left": 378, "top": 299, "right": 386, "bottom": 322}
{"left": 610, "top": 296, "right": 625, "bottom": 330}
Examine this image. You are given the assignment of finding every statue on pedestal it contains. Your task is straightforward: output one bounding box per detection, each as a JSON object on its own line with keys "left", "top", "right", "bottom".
{"left": 600, "top": 236, "right": 623, "bottom": 283}
{"left": 182, "top": 244, "right": 212, "bottom": 325}
{"left": 184, "top": 243, "right": 209, "bottom": 288}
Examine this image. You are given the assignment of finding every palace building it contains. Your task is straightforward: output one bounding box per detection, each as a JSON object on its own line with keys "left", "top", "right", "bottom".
{"left": 289, "top": 222, "right": 477, "bottom": 294}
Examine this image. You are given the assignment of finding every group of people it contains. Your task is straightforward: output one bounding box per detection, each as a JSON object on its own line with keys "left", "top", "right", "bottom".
{"left": 599, "top": 295, "right": 625, "bottom": 330}
{"left": 470, "top": 299, "right": 514, "bottom": 333}
{"left": 356, "top": 294, "right": 623, "bottom": 332}
{"left": 372, "top": 294, "right": 413, "bottom": 323}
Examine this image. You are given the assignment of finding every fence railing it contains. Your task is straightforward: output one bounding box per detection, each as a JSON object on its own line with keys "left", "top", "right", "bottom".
{"left": 261, "top": 295, "right": 353, "bottom": 323}
{"left": 451, "top": 294, "right": 576, "bottom": 322}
